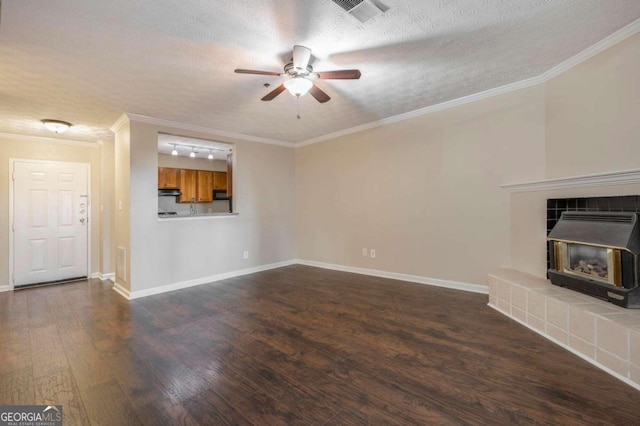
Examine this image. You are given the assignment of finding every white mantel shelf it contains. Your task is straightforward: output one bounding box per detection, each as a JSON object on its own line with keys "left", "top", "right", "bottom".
{"left": 501, "top": 169, "right": 640, "bottom": 193}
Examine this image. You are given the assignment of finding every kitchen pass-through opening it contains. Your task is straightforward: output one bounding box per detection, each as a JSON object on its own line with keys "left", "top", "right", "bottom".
{"left": 157, "top": 133, "right": 233, "bottom": 217}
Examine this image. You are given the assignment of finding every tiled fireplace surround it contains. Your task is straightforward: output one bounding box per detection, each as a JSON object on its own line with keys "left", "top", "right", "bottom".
{"left": 489, "top": 195, "right": 640, "bottom": 391}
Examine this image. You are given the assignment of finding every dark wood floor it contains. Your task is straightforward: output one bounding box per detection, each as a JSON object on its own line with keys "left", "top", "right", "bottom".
{"left": 1, "top": 265, "right": 640, "bottom": 425}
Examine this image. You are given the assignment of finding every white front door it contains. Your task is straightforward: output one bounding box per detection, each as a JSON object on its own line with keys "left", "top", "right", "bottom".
{"left": 12, "top": 161, "right": 89, "bottom": 287}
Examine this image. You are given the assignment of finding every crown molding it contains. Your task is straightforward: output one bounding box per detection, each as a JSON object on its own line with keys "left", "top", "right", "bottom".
{"left": 121, "top": 113, "right": 294, "bottom": 147}
{"left": 109, "top": 113, "right": 130, "bottom": 133}
{"left": 0, "top": 132, "right": 100, "bottom": 148}
{"left": 501, "top": 169, "right": 640, "bottom": 193}
{"left": 296, "top": 18, "right": 640, "bottom": 148}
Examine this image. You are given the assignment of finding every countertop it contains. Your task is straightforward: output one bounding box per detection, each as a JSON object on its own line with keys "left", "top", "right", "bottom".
{"left": 157, "top": 212, "right": 239, "bottom": 220}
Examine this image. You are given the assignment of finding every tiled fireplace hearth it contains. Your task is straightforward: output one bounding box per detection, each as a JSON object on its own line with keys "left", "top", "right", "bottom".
{"left": 489, "top": 269, "right": 640, "bottom": 390}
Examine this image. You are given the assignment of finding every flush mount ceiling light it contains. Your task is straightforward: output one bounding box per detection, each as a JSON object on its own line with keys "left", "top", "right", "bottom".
{"left": 283, "top": 76, "right": 313, "bottom": 97}
{"left": 171, "top": 144, "right": 178, "bottom": 156}
{"left": 41, "top": 119, "right": 72, "bottom": 134}
{"left": 207, "top": 149, "right": 214, "bottom": 160}
{"left": 189, "top": 147, "right": 197, "bottom": 158}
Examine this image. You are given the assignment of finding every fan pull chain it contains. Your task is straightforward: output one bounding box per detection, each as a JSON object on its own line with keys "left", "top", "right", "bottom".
{"left": 296, "top": 95, "right": 301, "bottom": 119}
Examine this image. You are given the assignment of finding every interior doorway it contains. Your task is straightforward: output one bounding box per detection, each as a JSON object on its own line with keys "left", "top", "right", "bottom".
{"left": 9, "top": 159, "right": 90, "bottom": 288}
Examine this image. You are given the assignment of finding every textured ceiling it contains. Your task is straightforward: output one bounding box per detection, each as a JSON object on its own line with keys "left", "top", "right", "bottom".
{"left": 1, "top": 0, "right": 639, "bottom": 144}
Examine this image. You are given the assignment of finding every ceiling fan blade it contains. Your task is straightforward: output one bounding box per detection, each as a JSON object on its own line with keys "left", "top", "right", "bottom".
{"left": 309, "top": 85, "right": 331, "bottom": 103}
{"left": 261, "top": 84, "right": 286, "bottom": 101}
{"left": 316, "top": 69, "right": 362, "bottom": 79}
{"left": 293, "top": 45, "right": 312, "bottom": 71}
{"left": 235, "top": 69, "right": 281, "bottom": 76}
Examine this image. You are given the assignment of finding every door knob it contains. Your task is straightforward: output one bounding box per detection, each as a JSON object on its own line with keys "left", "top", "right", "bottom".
{"left": 80, "top": 218, "right": 86, "bottom": 224}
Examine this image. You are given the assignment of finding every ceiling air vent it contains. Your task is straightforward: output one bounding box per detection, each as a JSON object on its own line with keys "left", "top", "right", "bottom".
{"left": 331, "top": 0, "right": 389, "bottom": 23}
{"left": 333, "top": 0, "right": 364, "bottom": 12}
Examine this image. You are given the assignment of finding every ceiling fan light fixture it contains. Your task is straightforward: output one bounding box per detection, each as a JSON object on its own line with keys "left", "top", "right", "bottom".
{"left": 284, "top": 77, "right": 313, "bottom": 97}
{"left": 41, "top": 119, "right": 72, "bottom": 134}
{"left": 236, "top": 44, "right": 359, "bottom": 103}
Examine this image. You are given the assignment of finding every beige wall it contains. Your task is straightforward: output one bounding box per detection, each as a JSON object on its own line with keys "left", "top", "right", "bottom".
{"left": 114, "top": 121, "right": 131, "bottom": 290}
{"left": 0, "top": 135, "right": 103, "bottom": 287}
{"left": 296, "top": 86, "right": 546, "bottom": 284}
{"left": 100, "top": 139, "right": 115, "bottom": 276}
{"left": 125, "top": 119, "right": 296, "bottom": 293}
{"left": 510, "top": 32, "right": 640, "bottom": 278}
{"left": 296, "top": 33, "right": 640, "bottom": 286}
{"left": 545, "top": 33, "right": 640, "bottom": 178}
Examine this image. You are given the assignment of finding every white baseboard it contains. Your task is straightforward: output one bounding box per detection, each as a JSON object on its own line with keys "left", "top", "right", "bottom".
{"left": 487, "top": 302, "right": 640, "bottom": 393}
{"left": 117, "top": 260, "right": 298, "bottom": 300}
{"left": 0, "top": 285, "right": 10, "bottom": 293}
{"left": 112, "top": 283, "right": 130, "bottom": 299}
{"left": 101, "top": 273, "right": 115, "bottom": 282}
{"left": 296, "top": 259, "right": 488, "bottom": 294}
{"left": 90, "top": 272, "right": 115, "bottom": 281}
{"left": 110, "top": 258, "right": 486, "bottom": 301}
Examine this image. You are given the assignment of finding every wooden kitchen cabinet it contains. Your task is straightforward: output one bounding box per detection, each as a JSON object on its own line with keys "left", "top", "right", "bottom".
{"left": 197, "top": 170, "right": 213, "bottom": 202}
{"left": 158, "top": 167, "right": 178, "bottom": 188}
{"left": 163, "top": 167, "right": 225, "bottom": 203}
{"left": 213, "top": 172, "right": 227, "bottom": 191}
{"left": 177, "top": 169, "right": 197, "bottom": 203}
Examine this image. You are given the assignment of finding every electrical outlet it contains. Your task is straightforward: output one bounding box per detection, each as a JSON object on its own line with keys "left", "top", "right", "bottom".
{"left": 370, "top": 249, "right": 376, "bottom": 258}
{"left": 243, "top": 251, "right": 249, "bottom": 259}
{"left": 362, "top": 248, "right": 368, "bottom": 257}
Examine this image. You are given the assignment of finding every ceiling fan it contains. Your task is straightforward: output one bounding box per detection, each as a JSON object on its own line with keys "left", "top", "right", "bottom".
{"left": 235, "top": 45, "right": 361, "bottom": 103}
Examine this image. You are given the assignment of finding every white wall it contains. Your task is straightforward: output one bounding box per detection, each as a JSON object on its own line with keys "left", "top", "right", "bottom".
{"left": 124, "top": 118, "right": 296, "bottom": 294}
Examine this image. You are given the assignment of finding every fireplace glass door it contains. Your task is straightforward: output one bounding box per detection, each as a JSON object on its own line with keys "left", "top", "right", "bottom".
{"left": 568, "top": 244, "right": 609, "bottom": 280}
{"left": 555, "top": 242, "right": 621, "bottom": 286}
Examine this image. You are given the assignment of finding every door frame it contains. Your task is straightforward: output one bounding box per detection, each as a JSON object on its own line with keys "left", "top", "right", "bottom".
{"left": 8, "top": 159, "right": 92, "bottom": 290}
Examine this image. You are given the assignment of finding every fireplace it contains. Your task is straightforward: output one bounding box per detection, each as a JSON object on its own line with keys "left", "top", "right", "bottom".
{"left": 547, "top": 212, "right": 640, "bottom": 308}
